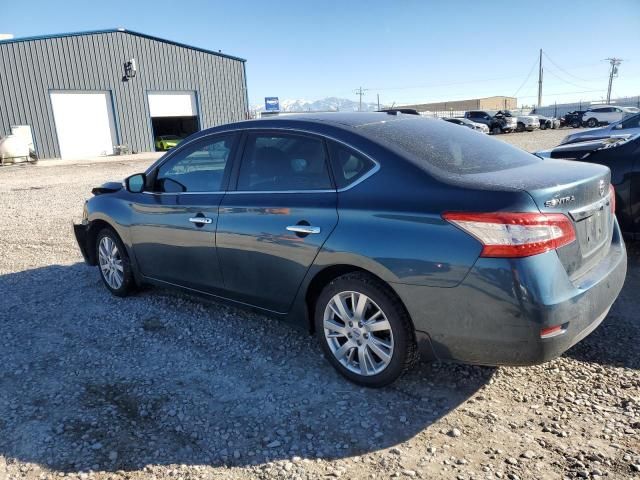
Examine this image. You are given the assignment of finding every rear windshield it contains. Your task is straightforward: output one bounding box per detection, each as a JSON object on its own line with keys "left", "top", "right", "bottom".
{"left": 359, "top": 117, "right": 540, "bottom": 175}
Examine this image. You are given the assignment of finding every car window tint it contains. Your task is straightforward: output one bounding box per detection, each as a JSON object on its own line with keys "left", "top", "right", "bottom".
{"left": 155, "top": 136, "right": 233, "bottom": 192}
{"left": 237, "top": 133, "right": 332, "bottom": 191}
{"left": 328, "top": 142, "right": 376, "bottom": 189}
{"left": 621, "top": 114, "right": 640, "bottom": 129}
{"left": 360, "top": 117, "right": 539, "bottom": 175}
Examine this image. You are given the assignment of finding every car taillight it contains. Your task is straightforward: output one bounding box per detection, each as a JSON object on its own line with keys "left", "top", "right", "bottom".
{"left": 609, "top": 185, "right": 615, "bottom": 214}
{"left": 442, "top": 212, "right": 576, "bottom": 258}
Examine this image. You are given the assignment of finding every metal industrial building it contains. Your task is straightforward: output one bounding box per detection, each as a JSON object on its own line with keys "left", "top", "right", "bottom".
{"left": 0, "top": 29, "right": 248, "bottom": 159}
{"left": 400, "top": 96, "right": 517, "bottom": 113}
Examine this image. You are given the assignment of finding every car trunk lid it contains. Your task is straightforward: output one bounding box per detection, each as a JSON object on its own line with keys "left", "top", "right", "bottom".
{"left": 459, "top": 159, "right": 613, "bottom": 278}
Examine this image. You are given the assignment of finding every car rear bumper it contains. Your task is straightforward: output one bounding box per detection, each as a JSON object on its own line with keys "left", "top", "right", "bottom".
{"left": 392, "top": 219, "right": 627, "bottom": 366}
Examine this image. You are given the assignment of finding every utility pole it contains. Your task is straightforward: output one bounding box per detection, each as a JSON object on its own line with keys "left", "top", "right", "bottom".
{"left": 354, "top": 86, "right": 368, "bottom": 111}
{"left": 537, "top": 48, "right": 543, "bottom": 108}
{"left": 605, "top": 58, "right": 623, "bottom": 104}
{"left": 377, "top": 93, "right": 380, "bottom": 111}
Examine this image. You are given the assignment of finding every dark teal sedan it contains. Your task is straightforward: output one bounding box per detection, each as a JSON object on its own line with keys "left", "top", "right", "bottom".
{"left": 74, "top": 113, "right": 627, "bottom": 387}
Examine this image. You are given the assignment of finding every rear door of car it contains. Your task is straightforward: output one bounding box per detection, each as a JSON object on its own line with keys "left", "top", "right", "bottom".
{"left": 129, "top": 133, "right": 237, "bottom": 293}
{"left": 216, "top": 130, "right": 339, "bottom": 313}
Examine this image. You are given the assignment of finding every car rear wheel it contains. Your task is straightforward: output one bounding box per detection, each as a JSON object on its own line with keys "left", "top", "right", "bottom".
{"left": 571, "top": 120, "right": 580, "bottom": 128}
{"left": 314, "top": 272, "right": 418, "bottom": 387}
{"left": 96, "top": 228, "right": 135, "bottom": 297}
{"left": 587, "top": 118, "right": 598, "bottom": 128}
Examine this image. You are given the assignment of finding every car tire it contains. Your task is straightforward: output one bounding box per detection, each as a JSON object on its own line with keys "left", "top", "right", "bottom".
{"left": 571, "top": 120, "right": 580, "bottom": 128}
{"left": 516, "top": 122, "right": 525, "bottom": 133}
{"left": 587, "top": 118, "right": 598, "bottom": 128}
{"left": 314, "top": 272, "right": 418, "bottom": 387}
{"left": 540, "top": 122, "right": 547, "bottom": 130}
{"left": 96, "top": 228, "right": 136, "bottom": 297}
{"left": 492, "top": 126, "right": 501, "bottom": 135}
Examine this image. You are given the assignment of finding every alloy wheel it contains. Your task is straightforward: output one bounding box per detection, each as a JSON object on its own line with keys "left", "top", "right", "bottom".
{"left": 98, "top": 236, "right": 124, "bottom": 290}
{"left": 323, "top": 291, "right": 394, "bottom": 376}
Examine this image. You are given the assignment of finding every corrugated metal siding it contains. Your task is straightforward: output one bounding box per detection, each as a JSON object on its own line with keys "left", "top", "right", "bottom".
{"left": 0, "top": 31, "right": 248, "bottom": 158}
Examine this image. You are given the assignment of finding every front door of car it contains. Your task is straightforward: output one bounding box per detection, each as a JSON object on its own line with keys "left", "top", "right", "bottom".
{"left": 129, "top": 133, "right": 237, "bottom": 292}
{"left": 216, "top": 131, "right": 338, "bottom": 313}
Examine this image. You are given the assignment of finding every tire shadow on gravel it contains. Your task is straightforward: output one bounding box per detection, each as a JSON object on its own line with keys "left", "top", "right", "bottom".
{"left": 564, "top": 240, "right": 640, "bottom": 369}
{"left": 0, "top": 263, "right": 494, "bottom": 473}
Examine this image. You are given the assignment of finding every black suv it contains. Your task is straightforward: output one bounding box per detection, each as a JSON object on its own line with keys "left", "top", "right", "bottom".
{"left": 561, "top": 111, "right": 586, "bottom": 128}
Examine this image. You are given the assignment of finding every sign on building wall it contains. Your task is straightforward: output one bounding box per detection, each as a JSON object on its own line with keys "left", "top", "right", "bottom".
{"left": 265, "top": 97, "right": 280, "bottom": 112}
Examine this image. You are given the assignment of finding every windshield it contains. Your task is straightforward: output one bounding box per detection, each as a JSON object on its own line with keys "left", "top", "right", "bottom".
{"left": 359, "top": 117, "right": 540, "bottom": 176}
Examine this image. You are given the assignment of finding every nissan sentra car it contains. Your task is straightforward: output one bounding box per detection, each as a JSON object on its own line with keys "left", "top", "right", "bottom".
{"left": 74, "top": 112, "right": 627, "bottom": 387}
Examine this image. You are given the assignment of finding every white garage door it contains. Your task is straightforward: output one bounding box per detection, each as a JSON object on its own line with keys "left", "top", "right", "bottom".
{"left": 147, "top": 91, "right": 197, "bottom": 117}
{"left": 50, "top": 91, "right": 116, "bottom": 158}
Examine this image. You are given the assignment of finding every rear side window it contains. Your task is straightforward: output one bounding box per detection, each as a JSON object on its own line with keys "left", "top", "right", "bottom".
{"left": 237, "top": 133, "right": 333, "bottom": 191}
{"left": 328, "top": 141, "right": 376, "bottom": 189}
{"left": 360, "top": 117, "right": 540, "bottom": 175}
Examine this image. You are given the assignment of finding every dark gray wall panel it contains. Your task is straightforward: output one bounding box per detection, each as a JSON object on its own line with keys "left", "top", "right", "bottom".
{"left": 0, "top": 31, "right": 247, "bottom": 158}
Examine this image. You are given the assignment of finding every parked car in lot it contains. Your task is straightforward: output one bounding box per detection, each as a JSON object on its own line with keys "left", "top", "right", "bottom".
{"left": 533, "top": 114, "right": 560, "bottom": 130}
{"left": 537, "top": 133, "right": 640, "bottom": 239}
{"left": 496, "top": 110, "right": 539, "bottom": 132}
{"left": 582, "top": 106, "right": 638, "bottom": 128}
{"left": 464, "top": 110, "right": 516, "bottom": 134}
{"left": 74, "top": 112, "right": 626, "bottom": 386}
{"left": 561, "top": 110, "right": 587, "bottom": 128}
{"left": 442, "top": 117, "right": 489, "bottom": 133}
{"left": 514, "top": 113, "right": 539, "bottom": 132}
{"left": 155, "top": 135, "right": 183, "bottom": 151}
{"left": 559, "top": 113, "right": 640, "bottom": 145}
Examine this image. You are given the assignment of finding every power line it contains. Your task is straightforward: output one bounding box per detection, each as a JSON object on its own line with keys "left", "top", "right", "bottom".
{"left": 543, "top": 67, "right": 596, "bottom": 91}
{"left": 512, "top": 55, "right": 539, "bottom": 97}
{"left": 542, "top": 51, "right": 595, "bottom": 83}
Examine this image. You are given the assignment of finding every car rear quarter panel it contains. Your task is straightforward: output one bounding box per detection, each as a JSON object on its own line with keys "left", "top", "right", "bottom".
{"left": 317, "top": 153, "right": 540, "bottom": 288}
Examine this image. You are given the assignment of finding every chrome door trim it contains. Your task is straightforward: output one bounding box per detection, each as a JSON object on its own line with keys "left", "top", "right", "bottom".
{"left": 144, "top": 126, "right": 381, "bottom": 193}
{"left": 141, "top": 190, "right": 226, "bottom": 196}
{"left": 286, "top": 225, "right": 321, "bottom": 234}
{"left": 189, "top": 217, "right": 213, "bottom": 224}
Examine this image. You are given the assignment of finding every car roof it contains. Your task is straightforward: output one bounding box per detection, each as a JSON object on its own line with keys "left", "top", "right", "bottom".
{"left": 190, "top": 112, "right": 421, "bottom": 140}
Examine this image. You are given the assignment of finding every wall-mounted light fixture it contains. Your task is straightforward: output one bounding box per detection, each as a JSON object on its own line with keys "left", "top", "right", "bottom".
{"left": 123, "top": 58, "right": 137, "bottom": 81}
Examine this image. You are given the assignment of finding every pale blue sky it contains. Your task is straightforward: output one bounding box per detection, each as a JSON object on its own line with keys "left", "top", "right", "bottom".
{"left": 3, "top": 0, "right": 640, "bottom": 107}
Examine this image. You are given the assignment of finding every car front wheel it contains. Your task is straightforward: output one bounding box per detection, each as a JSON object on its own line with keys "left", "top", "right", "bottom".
{"left": 587, "top": 118, "right": 598, "bottom": 128}
{"left": 315, "top": 272, "right": 418, "bottom": 387}
{"left": 96, "top": 228, "right": 136, "bottom": 297}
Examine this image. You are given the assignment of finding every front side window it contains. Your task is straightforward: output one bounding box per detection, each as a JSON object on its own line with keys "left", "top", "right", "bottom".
{"left": 237, "top": 133, "right": 333, "bottom": 191}
{"left": 155, "top": 135, "right": 234, "bottom": 193}
{"left": 328, "top": 141, "right": 376, "bottom": 189}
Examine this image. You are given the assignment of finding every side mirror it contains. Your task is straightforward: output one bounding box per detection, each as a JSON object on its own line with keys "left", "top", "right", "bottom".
{"left": 125, "top": 173, "right": 146, "bottom": 193}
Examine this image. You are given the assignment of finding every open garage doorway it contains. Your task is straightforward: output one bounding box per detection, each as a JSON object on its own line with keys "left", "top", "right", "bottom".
{"left": 148, "top": 91, "right": 199, "bottom": 151}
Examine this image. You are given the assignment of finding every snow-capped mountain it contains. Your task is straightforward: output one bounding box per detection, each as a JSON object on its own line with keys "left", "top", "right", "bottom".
{"left": 252, "top": 96, "right": 379, "bottom": 113}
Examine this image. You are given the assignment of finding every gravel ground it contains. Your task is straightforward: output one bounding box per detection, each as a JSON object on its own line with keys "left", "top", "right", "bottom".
{"left": 0, "top": 131, "right": 638, "bottom": 480}
{"left": 496, "top": 127, "right": 591, "bottom": 153}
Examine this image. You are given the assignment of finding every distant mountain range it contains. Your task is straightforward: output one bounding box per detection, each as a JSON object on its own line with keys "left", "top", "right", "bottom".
{"left": 252, "top": 96, "right": 380, "bottom": 113}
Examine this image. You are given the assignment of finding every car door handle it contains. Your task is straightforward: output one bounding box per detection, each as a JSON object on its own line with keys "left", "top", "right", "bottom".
{"left": 286, "top": 225, "right": 321, "bottom": 234}
{"left": 189, "top": 217, "right": 213, "bottom": 225}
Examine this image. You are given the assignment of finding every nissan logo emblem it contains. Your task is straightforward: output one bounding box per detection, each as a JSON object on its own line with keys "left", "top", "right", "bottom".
{"left": 598, "top": 179, "right": 606, "bottom": 197}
